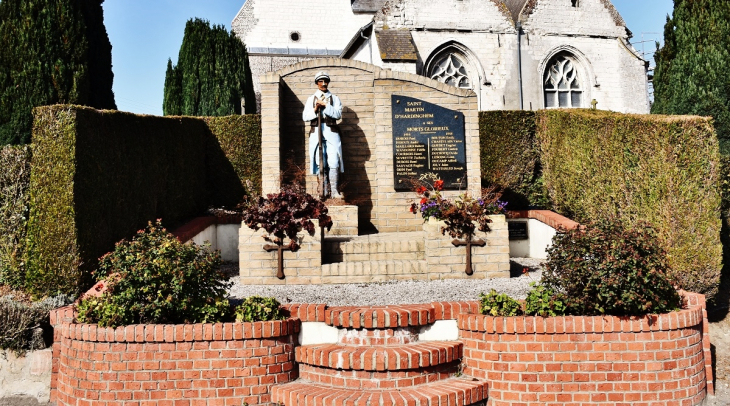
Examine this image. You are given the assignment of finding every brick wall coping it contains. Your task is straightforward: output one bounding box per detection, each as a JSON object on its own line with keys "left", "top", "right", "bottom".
{"left": 283, "top": 301, "right": 481, "bottom": 325}
{"left": 171, "top": 214, "right": 243, "bottom": 243}
{"left": 458, "top": 305, "right": 703, "bottom": 334}
{"left": 506, "top": 209, "right": 580, "bottom": 230}
{"left": 50, "top": 306, "right": 299, "bottom": 343}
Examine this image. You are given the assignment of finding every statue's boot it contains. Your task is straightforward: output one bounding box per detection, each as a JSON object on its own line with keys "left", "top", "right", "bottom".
{"left": 323, "top": 170, "right": 331, "bottom": 198}
{"left": 330, "top": 168, "right": 343, "bottom": 199}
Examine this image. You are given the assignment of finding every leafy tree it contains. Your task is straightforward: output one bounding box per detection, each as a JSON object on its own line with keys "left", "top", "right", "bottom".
{"left": 0, "top": 0, "right": 116, "bottom": 145}
{"left": 652, "top": 0, "right": 730, "bottom": 152}
{"left": 164, "top": 18, "right": 256, "bottom": 116}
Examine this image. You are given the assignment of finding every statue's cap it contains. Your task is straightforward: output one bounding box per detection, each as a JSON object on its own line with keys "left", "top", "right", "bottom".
{"left": 314, "top": 71, "right": 330, "bottom": 83}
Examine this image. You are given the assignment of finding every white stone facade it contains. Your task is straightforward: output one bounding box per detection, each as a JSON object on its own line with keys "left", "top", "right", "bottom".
{"left": 233, "top": 0, "right": 649, "bottom": 114}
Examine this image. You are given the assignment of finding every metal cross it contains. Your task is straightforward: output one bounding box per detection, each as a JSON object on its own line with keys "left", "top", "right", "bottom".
{"left": 263, "top": 242, "right": 293, "bottom": 279}
{"left": 451, "top": 237, "right": 486, "bottom": 275}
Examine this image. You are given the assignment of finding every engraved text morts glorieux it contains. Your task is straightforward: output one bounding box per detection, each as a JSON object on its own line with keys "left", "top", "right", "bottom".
{"left": 391, "top": 95, "right": 466, "bottom": 191}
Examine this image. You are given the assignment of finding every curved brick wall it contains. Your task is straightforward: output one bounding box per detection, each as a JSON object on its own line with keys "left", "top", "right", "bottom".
{"left": 458, "top": 292, "right": 711, "bottom": 406}
{"left": 50, "top": 306, "right": 299, "bottom": 406}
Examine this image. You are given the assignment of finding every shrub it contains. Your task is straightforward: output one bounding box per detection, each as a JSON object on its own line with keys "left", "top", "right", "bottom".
{"left": 524, "top": 283, "right": 567, "bottom": 317}
{"left": 479, "top": 290, "right": 523, "bottom": 317}
{"left": 242, "top": 186, "right": 332, "bottom": 250}
{"left": 542, "top": 219, "right": 682, "bottom": 316}
{"left": 0, "top": 145, "right": 30, "bottom": 288}
{"left": 234, "top": 296, "right": 285, "bottom": 323}
{"left": 75, "top": 220, "right": 231, "bottom": 328}
{"left": 0, "top": 294, "right": 73, "bottom": 355}
{"left": 538, "top": 109, "right": 722, "bottom": 300}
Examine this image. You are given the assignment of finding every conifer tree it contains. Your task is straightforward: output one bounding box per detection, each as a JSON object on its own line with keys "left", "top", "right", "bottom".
{"left": 652, "top": 0, "right": 730, "bottom": 152}
{"left": 163, "top": 18, "right": 256, "bottom": 117}
{"left": 0, "top": 0, "right": 116, "bottom": 145}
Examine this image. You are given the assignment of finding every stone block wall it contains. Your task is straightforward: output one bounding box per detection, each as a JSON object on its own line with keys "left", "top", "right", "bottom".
{"left": 260, "top": 59, "right": 480, "bottom": 234}
{"left": 423, "top": 215, "right": 510, "bottom": 279}
{"left": 239, "top": 226, "right": 322, "bottom": 285}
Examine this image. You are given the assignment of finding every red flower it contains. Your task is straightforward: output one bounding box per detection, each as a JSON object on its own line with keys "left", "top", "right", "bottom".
{"left": 409, "top": 204, "right": 417, "bottom": 213}
{"left": 416, "top": 186, "right": 427, "bottom": 195}
{"left": 433, "top": 180, "right": 444, "bottom": 190}
{"left": 420, "top": 198, "right": 427, "bottom": 205}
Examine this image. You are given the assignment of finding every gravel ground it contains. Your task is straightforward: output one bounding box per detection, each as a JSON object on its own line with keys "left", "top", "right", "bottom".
{"left": 226, "top": 258, "right": 543, "bottom": 306}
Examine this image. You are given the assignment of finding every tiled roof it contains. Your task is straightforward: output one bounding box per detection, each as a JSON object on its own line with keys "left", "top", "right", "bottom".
{"left": 351, "top": 0, "right": 389, "bottom": 13}
{"left": 375, "top": 29, "right": 417, "bottom": 61}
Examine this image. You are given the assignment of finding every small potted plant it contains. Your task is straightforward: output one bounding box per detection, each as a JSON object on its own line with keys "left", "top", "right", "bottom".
{"left": 242, "top": 186, "right": 332, "bottom": 279}
{"left": 410, "top": 174, "right": 506, "bottom": 275}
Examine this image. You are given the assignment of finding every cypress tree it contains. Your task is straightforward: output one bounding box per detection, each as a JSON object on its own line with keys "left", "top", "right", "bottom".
{"left": 164, "top": 18, "right": 256, "bottom": 117}
{"left": 652, "top": 0, "right": 730, "bottom": 152}
{"left": 0, "top": 0, "right": 116, "bottom": 145}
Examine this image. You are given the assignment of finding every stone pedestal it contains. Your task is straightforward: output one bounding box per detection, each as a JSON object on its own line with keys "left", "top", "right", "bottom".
{"left": 423, "top": 215, "right": 510, "bottom": 279}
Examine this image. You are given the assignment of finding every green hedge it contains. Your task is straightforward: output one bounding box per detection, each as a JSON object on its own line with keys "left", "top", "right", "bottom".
{"left": 0, "top": 145, "right": 31, "bottom": 288}
{"left": 203, "top": 115, "right": 261, "bottom": 203}
{"left": 537, "top": 109, "right": 722, "bottom": 299}
{"left": 25, "top": 106, "right": 261, "bottom": 296}
{"left": 479, "top": 111, "right": 547, "bottom": 209}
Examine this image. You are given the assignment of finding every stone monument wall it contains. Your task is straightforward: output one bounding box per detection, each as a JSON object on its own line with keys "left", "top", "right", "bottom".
{"left": 260, "top": 59, "right": 480, "bottom": 234}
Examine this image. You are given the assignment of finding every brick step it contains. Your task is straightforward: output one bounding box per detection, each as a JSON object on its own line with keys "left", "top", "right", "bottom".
{"left": 326, "top": 304, "right": 435, "bottom": 328}
{"left": 272, "top": 378, "right": 488, "bottom": 406}
{"left": 323, "top": 232, "right": 425, "bottom": 263}
{"left": 296, "top": 342, "right": 463, "bottom": 371}
{"left": 299, "top": 362, "right": 460, "bottom": 389}
{"left": 321, "top": 260, "right": 428, "bottom": 279}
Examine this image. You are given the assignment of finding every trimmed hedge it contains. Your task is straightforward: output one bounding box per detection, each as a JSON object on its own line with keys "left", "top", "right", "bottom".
{"left": 537, "top": 109, "right": 722, "bottom": 299}
{"left": 203, "top": 115, "right": 261, "bottom": 202}
{"left": 479, "top": 111, "right": 547, "bottom": 209}
{"left": 25, "top": 106, "right": 261, "bottom": 297}
{"left": 0, "top": 145, "right": 31, "bottom": 288}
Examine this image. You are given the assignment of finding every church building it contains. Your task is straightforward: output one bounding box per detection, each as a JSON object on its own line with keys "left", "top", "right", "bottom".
{"left": 232, "top": 0, "right": 649, "bottom": 113}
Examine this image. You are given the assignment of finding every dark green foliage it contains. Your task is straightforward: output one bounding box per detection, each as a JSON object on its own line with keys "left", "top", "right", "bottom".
{"left": 234, "top": 296, "right": 285, "bottom": 323}
{"left": 543, "top": 219, "right": 682, "bottom": 316}
{"left": 0, "top": 146, "right": 31, "bottom": 288}
{"left": 652, "top": 0, "right": 730, "bottom": 153}
{"left": 203, "top": 115, "right": 262, "bottom": 203}
{"left": 75, "top": 221, "right": 231, "bottom": 328}
{"left": 26, "top": 106, "right": 210, "bottom": 297}
{"left": 0, "top": 294, "right": 73, "bottom": 355}
{"left": 0, "top": 0, "right": 116, "bottom": 145}
{"left": 538, "top": 109, "right": 722, "bottom": 299}
{"left": 24, "top": 106, "right": 262, "bottom": 296}
{"left": 524, "top": 283, "right": 566, "bottom": 317}
{"left": 479, "top": 111, "right": 548, "bottom": 209}
{"left": 164, "top": 19, "right": 256, "bottom": 116}
{"left": 479, "top": 290, "right": 523, "bottom": 317}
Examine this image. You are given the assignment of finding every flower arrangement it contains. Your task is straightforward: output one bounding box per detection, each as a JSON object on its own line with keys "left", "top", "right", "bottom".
{"left": 409, "top": 173, "right": 507, "bottom": 240}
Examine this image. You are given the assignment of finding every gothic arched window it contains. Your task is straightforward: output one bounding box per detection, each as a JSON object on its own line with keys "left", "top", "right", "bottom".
{"left": 428, "top": 53, "right": 472, "bottom": 89}
{"left": 543, "top": 54, "right": 583, "bottom": 108}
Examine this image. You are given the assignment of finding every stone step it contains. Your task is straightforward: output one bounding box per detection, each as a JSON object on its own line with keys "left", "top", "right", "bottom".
{"left": 326, "top": 303, "right": 435, "bottom": 328}
{"left": 272, "top": 378, "right": 488, "bottom": 406}
{"left": 321, "top": 260, "right": 428, "bottom": 279}
{"left": 323, "top": 232, "right": 425, "bottom": 262}
{"left": 296, "top": 342, "right": 463, "bottom": 371}
{"left": 299, "top": 362, "right": 460, "bottom": 389}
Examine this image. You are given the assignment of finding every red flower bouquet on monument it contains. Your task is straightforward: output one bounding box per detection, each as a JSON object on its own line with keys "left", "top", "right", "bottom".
{"left": 409, "top": 173, "right": 507, "bottom": 275}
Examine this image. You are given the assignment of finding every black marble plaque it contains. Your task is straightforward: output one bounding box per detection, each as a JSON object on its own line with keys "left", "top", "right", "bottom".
{"left": 508, "top": 222, "right": 529, "bottom": 240}
{"left": 391, "top": 95, "right": 466, "bottom": 191}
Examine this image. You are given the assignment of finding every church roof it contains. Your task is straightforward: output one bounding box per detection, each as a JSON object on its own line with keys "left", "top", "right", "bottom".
{"left": 376, "top": 29, "right": 417, "bottom": 61}
{"left": 351, "top": 0, "right": 389, "bottom": 13}
{"left": 503, "top": 0, "right": 529, "bottom": 24}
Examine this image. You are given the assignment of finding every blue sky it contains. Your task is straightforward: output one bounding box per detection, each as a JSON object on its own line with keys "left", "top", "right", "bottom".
{"left": 103, "top": 0, "right": 674, "bottom": 116}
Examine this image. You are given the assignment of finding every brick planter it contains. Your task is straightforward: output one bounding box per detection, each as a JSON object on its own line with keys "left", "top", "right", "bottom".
{"left": 458, "top": 292, "right": 712, "bottom": 406}
{"left": 49, "top": 306, "right": 299, "bottom": 406}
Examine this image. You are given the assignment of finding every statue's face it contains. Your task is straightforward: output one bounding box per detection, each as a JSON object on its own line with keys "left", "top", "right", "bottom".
{"left": 317, "top": 79, "right": 329, "bottom": 92}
